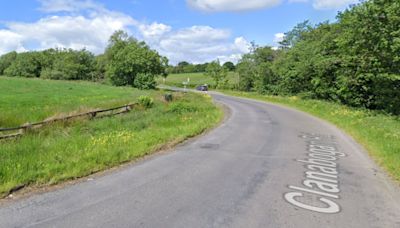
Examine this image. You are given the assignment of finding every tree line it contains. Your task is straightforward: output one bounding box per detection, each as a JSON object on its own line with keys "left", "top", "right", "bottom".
{"left": 0, "top": 31, "right": 167, "bottom": 89}
{"left": 235, "top": 0, "right": 399, "bottom": 114}
{"left": 167, "top": 61, "right": 235, "bottom": 74}
{"left": 0, "top": 29, "right": 237, "bottom": 89}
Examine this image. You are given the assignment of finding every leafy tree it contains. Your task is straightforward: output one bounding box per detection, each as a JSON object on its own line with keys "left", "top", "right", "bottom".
{"left": 105, "top": 30, "right": 134, "bottom": 59}
{"left": 177, "top": 61, "right": 190, "bottom": 67}
{"left": 93, "top": 54, "right": 108, "bottom": 81}
{"left": 194, "top": 63, "right": 209, "bottom": 72}
{"left": 237, "top": 46, "right": 279, "bottom": 93}
{"left": 168, "top": 61, "right": 209, "bottom": 74}
{"left": 205, "top": 60, "right": 228, "bottom": 88}
{"left": 236, "top": 60, "right": 255, "bottom": 91}
{"left": 279, "top": 20, "right": 313, "bottom": 49}
{"left": 0, "top": 51, "right": 17, "bottom": 75}
{"left": 40, "top": 49, "right": 95, "bottom": 80}
{"left": 105, "top": 30, "right": 167, "bottom": 88}
{"left": 4, "top": 52, "right": 42, "bottom": 78}
{"left": 273, "top": 22, "right": 341, "bottom": 98}
{"left": 334, "top": 0, "right": 400, "bottom": 112}
{"left": 223, "top": 61, "right": 235, "bottom": 71}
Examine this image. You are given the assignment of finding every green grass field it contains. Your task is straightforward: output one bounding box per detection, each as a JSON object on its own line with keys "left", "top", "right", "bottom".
{"left": 158, "top": 72, "right": 239, "bottom": 88}
{"left": 224, "top": 91, "right": 400, "bottom": 183}
{"left": 0, "top": 78, "right": 222, "bottom": 197}
{"left": 0, "top": 77, "right": 153, "bottom": 128}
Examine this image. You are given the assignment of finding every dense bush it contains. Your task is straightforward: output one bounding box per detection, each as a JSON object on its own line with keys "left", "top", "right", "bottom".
{"left": 133, "top": 73, "right": 156, "bottom": 90}
{"left": 205, "top": 60, "right": 228, "bottom": 89}
{"left": 40, "top": 49, "right": 95, "bottom": 80}
{"left": 0, "top": 51, "right": 17, "bottom": 75}
{"left": 138, "top": 95, "right": 154, "bottom": 109}
{"left": 237, "top": 45, "right": 279, "bottom": 94}
{"left": 1, "top": 48, "right": 96, "bottom": 80}
{"left": 223, "top": 62, "right": 236, "bottom": 71}
{"left": 236, "top": 0, "right": 400, "bottom": 114}
{"left": 4, "top": 52, "right": 42, "bottom": 78}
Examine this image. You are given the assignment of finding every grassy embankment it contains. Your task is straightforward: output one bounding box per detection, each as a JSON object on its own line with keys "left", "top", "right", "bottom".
{"left": 157, "top": 72, "right": 239, "bottom": 88}
{"left": 0, "top": 77, "right": 153, "bottom": 128}
{"left": 224, "top": 91, "right": 400, "bottom": 182}
{"left": 0, "top": 77, "right": 223, "bottom": 197}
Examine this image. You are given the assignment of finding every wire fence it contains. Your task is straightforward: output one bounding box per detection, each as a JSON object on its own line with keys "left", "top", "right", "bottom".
{"left": 0, "top": 103, "right": 137, "bottom": 140}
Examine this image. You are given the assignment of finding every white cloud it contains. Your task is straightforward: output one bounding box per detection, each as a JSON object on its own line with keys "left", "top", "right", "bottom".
{"left": 4, "top": 13, "right": 136, "bottom": 54}
{"left": 187, "top": 0, "right": 282, "bottom": 12}
{"left": 0, "top": 0, "right": 137, "bottom": 54}
{"left": 312, "top": 0, "right": 358, "bottom": 10}
{"left": 288, "top": 0, "right": 308, "bottom": 3}
{"left": 273, "top": 33, "right": 285, "bottom": 43}
{"left": 271, "top": 32, "right": 285, "bottom": 49}
{"left": 152, "top": 26, "right": 250, "bottom": 64}
{"left": 139, "top": 22, "right": 172, "bottom": 40}
{"left": 0, "top": 30, "right": 26, "bottom": 54}
{"left": 38, "top": 0, "right": 103, "bottom": 13}
{"left": 234, "top": 37, "right": 251, "bottom": 53}
{"left": 188, "top": 0, "right": 358, "bottom": 12}
{"left": 217, "top": 54, "right": 243, "bottom": 64}
{"left": 161, "top": 26, "right": 230, "bottom": 44}
{"left": 0, "top": 0, "right": 250, "bottom": 64}
{"left": 289, "top": 0, "right": 358, "bottom": 10}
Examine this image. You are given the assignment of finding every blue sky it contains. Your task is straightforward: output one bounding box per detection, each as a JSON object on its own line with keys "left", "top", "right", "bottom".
{"left": 0, "top": 0, "right": 358, "bottom": 64}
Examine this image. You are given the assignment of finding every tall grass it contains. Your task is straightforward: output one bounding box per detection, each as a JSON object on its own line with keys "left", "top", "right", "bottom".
{"left": 224, "top": 91, "right": 400, "bottom": 183}
{"left": 0, "top": 91, "right": 222, "bottom": 197}
{"left": 0, "top": 77, "right": 151, "bottom": 127}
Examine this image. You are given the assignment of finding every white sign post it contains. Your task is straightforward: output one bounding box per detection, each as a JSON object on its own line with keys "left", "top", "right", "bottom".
{"left": 182, "top": 81, "right": 188, "bottom": 92}
{"left": 182, "top": 78, "right": 190, "bottom": 92}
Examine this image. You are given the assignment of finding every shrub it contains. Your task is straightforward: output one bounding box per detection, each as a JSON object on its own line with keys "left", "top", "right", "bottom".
{"left": 133, "top": 73, "right": 156, "bottom": 90}
{"left": 205, "top": 60, "right": 228, "bottom": 89}
{"left": 42, "top": 49, "right": 95, "bottom": 80}
{"left": 0, "top": 51, "right": 17, "bottom": 75}
{"left": 168, "top": 102, "right": 198, "bottom": 114}
{"left": 4, "top": 52, "right": 41, "bottom": 78}
{"left": 138, "top": 95, "right": 154, "bottom": 109}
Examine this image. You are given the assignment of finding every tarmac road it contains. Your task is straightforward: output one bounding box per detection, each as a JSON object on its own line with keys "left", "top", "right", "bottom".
{"left": 1, "top": 92, "right": 400, "bottom": 227}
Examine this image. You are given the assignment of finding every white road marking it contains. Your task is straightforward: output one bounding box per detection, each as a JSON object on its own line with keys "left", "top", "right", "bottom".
{"left": 284, "top": 133, "right": 346, "bottom": 214}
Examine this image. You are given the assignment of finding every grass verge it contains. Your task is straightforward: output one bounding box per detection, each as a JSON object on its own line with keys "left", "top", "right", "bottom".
{"left": 0, "top": 87, "right": 222, "bottom": 198}
{"left": 223, "top": 91, "right": 400, "bottom": 183}
{"left": 0, "top": 77, "right": 152, "bottom": 128}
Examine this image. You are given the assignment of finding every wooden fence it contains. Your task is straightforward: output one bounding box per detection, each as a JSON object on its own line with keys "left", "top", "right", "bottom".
{"left": 0, "top": 103, "right": 137, "bottom": 140}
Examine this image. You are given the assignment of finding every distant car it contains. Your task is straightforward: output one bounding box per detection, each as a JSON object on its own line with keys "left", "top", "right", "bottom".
{"left": 196, "top": 85, "right": 208, "bottom": 91}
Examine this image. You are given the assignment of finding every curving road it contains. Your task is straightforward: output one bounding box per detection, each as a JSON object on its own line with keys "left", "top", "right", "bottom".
{"left": 1, "top": 93, "right": 400, "bottom": 227}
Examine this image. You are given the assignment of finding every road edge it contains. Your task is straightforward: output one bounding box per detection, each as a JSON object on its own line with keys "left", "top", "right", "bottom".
{"left": 0, "top": 94, "right": 231, "bottom": 205}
